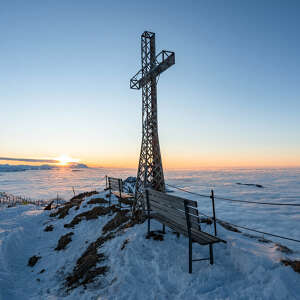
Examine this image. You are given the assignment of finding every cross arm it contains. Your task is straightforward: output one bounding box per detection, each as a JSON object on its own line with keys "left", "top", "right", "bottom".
{"left": 130, "top": 50, "right": 175, "bottom": 90}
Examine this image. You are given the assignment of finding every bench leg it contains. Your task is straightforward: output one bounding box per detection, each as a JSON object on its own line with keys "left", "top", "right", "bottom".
{"left": 209, "top": 244, "right": 214, "bottom": 265}
{"left": 189, "top": 237, "right": 192, "bottom": 273}
{"left": 162, "top": 224, "right": 165, "bottom": 234}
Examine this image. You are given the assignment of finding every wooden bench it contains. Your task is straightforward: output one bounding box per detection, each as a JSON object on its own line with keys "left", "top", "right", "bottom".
{"left": 105, "top": 176, "right": 134, "bottom": 207}
{"left": 144, "top": 188, "right": 226, "bottom": 273}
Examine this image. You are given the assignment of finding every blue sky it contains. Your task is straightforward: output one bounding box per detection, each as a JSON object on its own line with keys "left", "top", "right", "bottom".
{"left": 1, "top": 0, "right": 299, "bottom": 168}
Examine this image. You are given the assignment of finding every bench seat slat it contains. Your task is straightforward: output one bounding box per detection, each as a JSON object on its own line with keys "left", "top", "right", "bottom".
{"left": 153, "top": 214, "right": 187, "bottom": 235}
{"left": 150, "top": 205, "right": 188, "bottom": 230}
{"left": 153, "top": 214, "right": 217, "bottom": 245}
{"left": 148, "top": 194, "right": 199, "bottom": 222}
{"left": 150, "top": 200, "right": 200, "bottom": 229}
{"left": 147, "top": 190, "right": 199, "bottom": 217}
{"left": 147, "top": 191, "right": 185, "bottom": 210}
{"left": 148, "top": 189, "right": 197, "bottom": 207}
{"left": 149, "top": 199, "right": 185, "bottom": 217}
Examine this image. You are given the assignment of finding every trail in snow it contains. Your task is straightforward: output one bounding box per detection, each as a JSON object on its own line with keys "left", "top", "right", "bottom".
{"left": 0, "top": 206, "right": 44, "bottom": 300}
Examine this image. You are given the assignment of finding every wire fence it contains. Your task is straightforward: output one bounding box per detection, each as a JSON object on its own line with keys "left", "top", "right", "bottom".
{"left": 166, "top": 183, "right": 300, "bottom": 244}
{"left": 0, "top": 191, "right": 56, "bottom": 207}
{"left": 166, "top": 184, "right": 300, "bottom": 207}
{"left": 1, "top": 181, "right": 299, "bottom": 244}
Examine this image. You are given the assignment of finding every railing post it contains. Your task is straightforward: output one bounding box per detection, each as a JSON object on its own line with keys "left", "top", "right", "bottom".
{"left": 105, "top": 175, "right": 108, "bottom": 189}
{"left": 184, "top": 200, "right": 193, "bottom": 273}
{"left": 146, "top": 189, "right": 151, "bottom": 235}
{"left": 210, "top": 190, "right": 217, "bottom": 236}
{"left": 109, "top": 180, "right": 112, "bottom": 207}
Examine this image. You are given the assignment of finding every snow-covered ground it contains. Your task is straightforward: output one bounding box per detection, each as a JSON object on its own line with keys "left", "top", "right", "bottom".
{"left": 0, "top": 190, "right": 299, "bottom": 300}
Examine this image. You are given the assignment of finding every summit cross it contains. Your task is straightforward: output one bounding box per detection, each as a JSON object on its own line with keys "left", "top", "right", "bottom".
{"left": 130, "top": 31, "right": 175, "bottom": 212}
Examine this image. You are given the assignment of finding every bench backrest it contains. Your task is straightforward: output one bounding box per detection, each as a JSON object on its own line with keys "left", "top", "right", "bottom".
{"left": 107, "top": 177, "right": 123, "bottom": 192}
{"left": 144, "top": 188, "right": 201, "bottom": 232}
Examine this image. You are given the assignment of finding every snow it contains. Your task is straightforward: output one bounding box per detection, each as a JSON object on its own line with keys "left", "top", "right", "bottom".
{"left": 0, "top": 188, "right": 299, "bottom": 300}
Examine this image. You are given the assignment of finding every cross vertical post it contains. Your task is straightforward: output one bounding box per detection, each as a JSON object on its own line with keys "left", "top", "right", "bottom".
{"left": 130, "top": 31, "right": 175, "bottom": 212}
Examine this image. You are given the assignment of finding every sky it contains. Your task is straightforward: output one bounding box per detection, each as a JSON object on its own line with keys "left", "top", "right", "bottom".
{"left": 1, "top": 0, "right": 300, "bottom": 169}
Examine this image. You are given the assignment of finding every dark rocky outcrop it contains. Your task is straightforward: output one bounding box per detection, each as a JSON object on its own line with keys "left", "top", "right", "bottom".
{"left": 55, "top": 232, "right": 74, "bottom": 251}
{"left": 281, "top": 260, "right": 300, "bottom": 273}
{"left": 87, "top": 197, "right": 108, "bottom": 205}
{"left": 28, "top": 255, "right": 41, "bottom": 267}
{"left": 44, "top": 225, "right": 54, "bottom": 232}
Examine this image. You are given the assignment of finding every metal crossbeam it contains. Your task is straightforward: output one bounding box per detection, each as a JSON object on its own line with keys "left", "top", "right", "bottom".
{"left": 130, "top": 50, "right": 175, "bottom": 90}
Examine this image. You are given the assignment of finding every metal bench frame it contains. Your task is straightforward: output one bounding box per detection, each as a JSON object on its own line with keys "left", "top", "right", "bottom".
{"left": 144, "top": 188, "right": 226, "bottom": 273}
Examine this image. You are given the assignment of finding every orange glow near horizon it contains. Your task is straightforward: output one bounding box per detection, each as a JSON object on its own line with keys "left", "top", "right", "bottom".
{"left": 0, "top": 154, "right": 299, "bottom": 170}
{"left": 84, "top": 155, "right": 300, "bottom": 170}
{"left": 55, "top": 155, "right": 80, "bottom": 166}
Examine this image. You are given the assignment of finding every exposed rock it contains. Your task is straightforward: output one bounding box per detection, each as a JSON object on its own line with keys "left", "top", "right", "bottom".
{"left": 70, "top": 191, "right": 98, "bottom": 202}
{"left": 66, "top": 233, "right": 114, "bottom": 288}
{"left": 50, "top": 202, "right": 80, "bottom": 219}
{"left": 87, "top": 197, "right": 108, "bottom": 205}
{"left": 218, "top": 221, "right": 241, "bottom": 233}
{"left": 64, "top": 206, "right": 113, "bottom": 228}
{"left": 275, "top": 243, "right": 293, "bottom": 254}
{"left": 28, "top": 255, "right": 41, "bottom": 267}
{"left": 55, "top": 232, "right": 74, "bottom": 251}
{"left": 281, "top": 260, "right": 300, "bottom": 273}
{"left": 257, "top": 237, "right": 271, "bottom": 243}
{"left": 102, "top": 210, "right": 130, "bottom": 234}
{"left": 121, "top": 239, "right": 129, "bottom": 250}
{"left": 146, "top": 231, "right": 164, "bottom": 241}
{"left": 44, "top": 225, "right": 54, "bottom": 232}
{"left": 50, "top": 191, "right": 98, "bottom": 218}
{"left": 44, "top": 200, "right": 54, "bottom": 210}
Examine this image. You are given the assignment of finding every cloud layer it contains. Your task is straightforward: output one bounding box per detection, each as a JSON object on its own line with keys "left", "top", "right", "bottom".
{"left": 0, "top": 157, "right": 59, "bottom": 163}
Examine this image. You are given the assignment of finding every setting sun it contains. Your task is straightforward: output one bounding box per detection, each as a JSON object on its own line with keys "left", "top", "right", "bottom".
{"left": 56, "top": 155, "right": 79, "bottom": 166}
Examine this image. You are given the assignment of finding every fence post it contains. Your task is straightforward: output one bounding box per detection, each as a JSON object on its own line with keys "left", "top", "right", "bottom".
{"left": 210, "top": 189, "right": 217, "bottom": 236}
{"left": 146, "top": 189, "right": 151, "bottom": 235}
